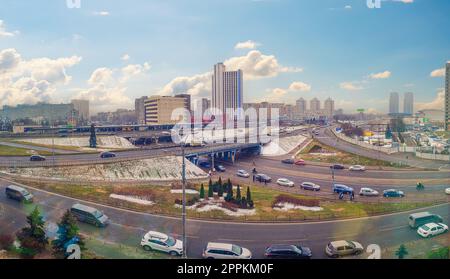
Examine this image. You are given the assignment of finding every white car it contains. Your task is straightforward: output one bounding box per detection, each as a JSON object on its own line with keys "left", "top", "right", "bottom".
{"left": 236, "top": 169, "right": 250, "bottom": 178}
{"left": 359, "top": 187, "right": 379, "bottom": 196}
{"left": 140, "top": 231, "right": 183, "bottom": 256}
{"left": 277, "top": 178, "right": 295, "bottom": 187}
{"left": 300, "top": 182, "right": 321, "bottom": 191}
{"left": 202, "top": 242, "right": 252, "bottom": 259}
{"left": 417, "top": 223, "right": 448, "bottom": 238}
{"left": 445, "top": 188, "right": 450, "bottom": 195}
{"left": 349, "top": 165, "right": 366, "bottom": 171}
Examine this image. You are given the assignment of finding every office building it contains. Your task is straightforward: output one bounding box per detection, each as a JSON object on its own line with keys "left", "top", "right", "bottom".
{"left": 212, "top": 63, "right": 243, "bottom": 119}
{"left": 175, "top": 93, "right": 191, "bottom": 112}
{"left": 389, "top": 92, "right": 399, "bottom": 114}
{"left": 135, "top": 96, "right": 148, "bottom": 124}
{"left": 403, "top": 92, "right": 414, "bottom": 115}
{"left": 446, "top": 62, "right": 450, "bottom": 131}
{"left": 144, "top": 96, "right": 186, "bottom": 125}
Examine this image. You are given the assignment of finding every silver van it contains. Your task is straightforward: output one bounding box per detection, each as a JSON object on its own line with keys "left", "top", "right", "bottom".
{"left": 408, "top": 212, "right": 443, "bottom": 228}
{"left": 5, "top": 185, "right": 33, "bottom": 203}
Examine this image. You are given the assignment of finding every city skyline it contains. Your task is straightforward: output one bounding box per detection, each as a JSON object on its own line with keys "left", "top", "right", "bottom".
{"left": 0, "top": 0, "right": 449, "bottom": 114}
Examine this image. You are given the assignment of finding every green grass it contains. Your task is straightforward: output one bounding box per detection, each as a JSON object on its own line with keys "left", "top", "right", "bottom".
{"left": 297, "top": 140, "right": 405, "bottom": 168}
{"left": 14, "top": 178, "right": 439, "bottom": 222}
{"left": 84, "top": 237, "right": 171, "bottom": 259}
{"left": 12, "top": 140, "right": 93, "bottom": 153}
{"left": 0, "top": 144, "right": 53, "bottom": 156}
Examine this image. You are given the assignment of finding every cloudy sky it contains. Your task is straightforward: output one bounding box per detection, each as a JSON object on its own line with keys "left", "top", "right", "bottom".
{"left": 0, "top": 0, "right": 449, "bottom": 113}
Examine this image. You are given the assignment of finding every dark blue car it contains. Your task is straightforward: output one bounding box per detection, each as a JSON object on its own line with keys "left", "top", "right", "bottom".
{"left": 100, "top": 152, "right": 116, "bottom": 158}
{"left": 199, "top": 161, "right": 211, "bottom": 169}
{"left": 332, "top": 184, "right": 354, "bottom": 194}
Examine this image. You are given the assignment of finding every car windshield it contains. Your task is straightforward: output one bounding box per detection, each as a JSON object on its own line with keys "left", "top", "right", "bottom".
{"left": 166, "top": 236, "right": 176, "bottom": 246}
{"left": 421, "top": 225, "right": 430, "bottom": 231}
{"left": 231, "top": 245, "right": 242, "bottom": 255}
{"left": 93, "top": 210, "right": 103, "bottom": 219}
{"left": 346, "top": 241, "right": 355, "bottom": 248}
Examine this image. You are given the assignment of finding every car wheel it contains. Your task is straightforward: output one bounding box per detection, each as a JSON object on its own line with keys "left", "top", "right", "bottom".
{"left": 169, "top": 251, "right": 179, "bottom": 256}
{"left": 354, "top": 250, "right": 362, "bottom": 255}
{"left": 143, "top": 245, "right": 152, "bottom": 251}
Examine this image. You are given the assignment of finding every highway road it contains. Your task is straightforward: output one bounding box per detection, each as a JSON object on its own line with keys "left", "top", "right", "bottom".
{"left": 316, "top": 127, "right": 450, "bottom": 171}
{"left": 0, "top": 179, "right": 448, "bottom": 259}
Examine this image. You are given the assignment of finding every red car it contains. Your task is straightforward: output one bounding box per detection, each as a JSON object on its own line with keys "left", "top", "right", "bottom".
{"left": 294, "top": 159, "right": 306, "bottom": 166}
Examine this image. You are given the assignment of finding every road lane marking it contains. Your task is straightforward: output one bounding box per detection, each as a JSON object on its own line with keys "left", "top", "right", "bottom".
{"left": 378, "top": 225, "right": 408, "bottom": 232}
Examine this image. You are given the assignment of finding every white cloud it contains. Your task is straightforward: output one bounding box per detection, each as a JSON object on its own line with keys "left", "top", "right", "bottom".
{"left": 0, "top": 20, "right": 18, "bottom": 38}
{"left": 340, "top": 81, "right": 364, "bottom": 91}
{"left": 0, "top": 48, "right": 81, "bottom": 107}
{"left": 159, "top": 72, "right": 211, "bottom": 98}
{"left": 120, "top": 62, "right": 151, "bottom": 82}
{"left": 224, "top": 50, "right": 302, "bottom": 80}
{"left": 344, "top": 5, "right": 352, "bottom": 9}
{"left": 121, "top": 54, "right": 130, "bottom": 61}
{"left": 370, "top": 70, "right": 391, "bottom": 79}
{"left": 93, "top": 11, "right": 110, "bottom": 16}
{"left": 392, "top": 0, "right": 414, "bottom": 3}
{"left": 88, "top": 67, "right": 114, "bottom": 85}
{"left": 288, "top": 81, "right": 311, "bottom": 92}
{"left": 234, "top": 40, "right": 260, "bottom": 50}
{"left": 430, "top": 68, "right": 445, "bottom": 77}
{"left": 416, "top": 89, "right": 445, "bottom": 111}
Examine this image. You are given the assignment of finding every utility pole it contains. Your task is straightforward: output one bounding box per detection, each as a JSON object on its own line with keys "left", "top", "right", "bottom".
{"left": 181, "top": 141, "right": 187, "bottom": 259}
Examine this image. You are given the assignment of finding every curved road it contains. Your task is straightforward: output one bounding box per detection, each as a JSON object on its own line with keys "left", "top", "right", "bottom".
{"left": 0, "top": 179, "right": 448, "bottom": 259}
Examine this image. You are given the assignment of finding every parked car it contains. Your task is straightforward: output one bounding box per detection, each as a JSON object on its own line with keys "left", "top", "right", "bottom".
{"left": 330, "top": 164, "right": 345, "bottom": 170}
{"left": 100, "top": 151, "right": 116, "bottom": 158}
{"left": 70, "top": 203, "right": 109, "bottom": 227}
{"left": 349, "top": 165, "right": 366, "bottom": 171}
{"left": 140, "top": 231, "right": 183, "bottom": 256}
{"left": 359, "top": 187, "right": 379, "bottom": 196}
{"left": 30, "top": 155, "right": 46, "bottom": 161}
{"left": 202, "top": 242, "right": 252, "bottom": 259}
{"left": 5, "top": 185, "right": 33, "bottom": 203}
{"left": 325, "top": 240, "right": 363, "bottom": 258}
{"left": 300, "top": 182, "right": 320, "bottom": 191}
{"left": 383, "top": 189, "right": 405, "bottom": 198}
{"left": 255, "top": 174, "right": 272, "bottom": 183}
{"left": 294, "top": 159, "right": 306, "bottom": 166}
{"left": 332, "top": 184, "right": 354, "bottom": 194}
{"left": 281, "top": 158, "right": 295, "bottom": 164}
{"left": 408, "top": 212, "right": 443, "bottom": 228}
{"left": 215, "top": 165, "right": 226, "bottom": 172}
{"left": 417, "top": 223, "right": 448, "bottom": 238}
{"left": 236, "top": 170, "right": 250, "bottom": 178}
{"left": 264, "top": 244, "right": 312, "bottom": 259}
{"left": 276, "top": 178, "right": 295, "bottom": 187}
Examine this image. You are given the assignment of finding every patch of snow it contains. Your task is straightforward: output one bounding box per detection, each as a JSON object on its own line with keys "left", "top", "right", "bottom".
{"left": 174, "top": 199, "right": 256, "bottom": 217}
{"left": 261, "top": 135, "right": 306, "bottom": 156}
{"left": 2, "top": 156, "right": 208, "bottom": 182}
{"left": 109, "top": 194, "right": 155, "bottom": 205}
{"left": 273, "top": 202, "right": 323, "bottom": 212}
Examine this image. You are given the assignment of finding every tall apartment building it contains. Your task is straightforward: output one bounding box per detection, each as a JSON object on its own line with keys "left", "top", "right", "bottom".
{"left": 135, "top": 96, "right": 148, "bottom": 124}
{"left": 144, "top": 96, "right": 186, "bottom": 125}
{"left": 446, "top": 62, "right": 450, "bottom": 131}
{"left": 389, "top": 92, "right": 400, "bottom": 114}
{"left": 296, "top": 97, "right": 307, "bottom": 116}
{"left": 212, "top": 63, "right": 243, "bottom": 119}
{"left": 403, "top": 92, "right": 414, "bottom": 115}
{"left": 71, "top": 99, "right": 90, "bottom": 122}
{"left": 310, "top": 98, "right": 321, "bottom": 113}
{"left": 324, "top": 97, "right": 335, "bottom": 118}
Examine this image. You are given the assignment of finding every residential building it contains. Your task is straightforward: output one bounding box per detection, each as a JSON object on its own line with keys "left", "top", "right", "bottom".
{"left": 295, "top": 97, "right": 307, "bottom": 116}
{"left": 0, "top": 103, "right": 76, "bottom": 124}
{"left": 310, "top": 98, "right": 321, "bottom": 113}
{"left": 324, "top": 97, "right": 335, "bottom": 118}
{"left": 403, "top": 92, "right": 414, "bottom": 115}
{"left": 389, "top": 92, "right": 399, "bottom": 114}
